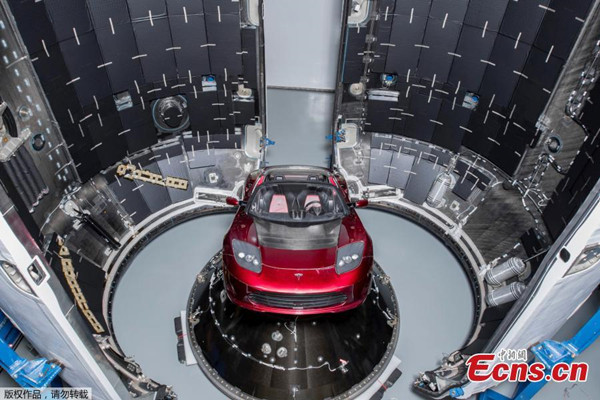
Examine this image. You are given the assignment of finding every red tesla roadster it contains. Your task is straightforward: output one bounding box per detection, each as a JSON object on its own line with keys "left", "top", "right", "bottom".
{"left": 223, "top": 166, "right": 372, "bottom": 315}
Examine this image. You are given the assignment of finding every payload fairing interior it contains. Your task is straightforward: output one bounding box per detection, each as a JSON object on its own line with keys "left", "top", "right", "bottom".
{"left": 0, "top": 1, "right": 599, "bottom": 400}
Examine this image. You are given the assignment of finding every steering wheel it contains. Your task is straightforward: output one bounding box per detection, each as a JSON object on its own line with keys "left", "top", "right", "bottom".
{"left": 304, "top": 200, "right": 323, "bottom": 216}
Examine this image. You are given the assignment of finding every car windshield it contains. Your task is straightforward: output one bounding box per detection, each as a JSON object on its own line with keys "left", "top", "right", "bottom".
{"left": 247, "top": 182, "right": 349, "bottom": 224}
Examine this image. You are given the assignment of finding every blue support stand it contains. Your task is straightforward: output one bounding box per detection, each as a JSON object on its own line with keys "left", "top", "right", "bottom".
{"left": 0, "top": 311, "right": 62, "bottom": 388}
{"left": 478, "top": 306, "right": 600, "bottom": 400}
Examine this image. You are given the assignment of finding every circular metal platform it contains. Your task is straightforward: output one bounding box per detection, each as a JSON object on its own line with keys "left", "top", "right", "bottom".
{"left": 187, "top": 252, "right": 400, "bottom": 400}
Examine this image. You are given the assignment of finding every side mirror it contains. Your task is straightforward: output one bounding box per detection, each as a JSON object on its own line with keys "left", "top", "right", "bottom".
{"left": 353, "top": 199, "right": 369, "bottom": 208}
{"left": 226, "top": 196, "right": 240, "bottom": 206}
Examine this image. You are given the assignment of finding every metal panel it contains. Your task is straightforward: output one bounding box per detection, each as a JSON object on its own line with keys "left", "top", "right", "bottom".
{"left": 387, "top": 153, "right": 415, "bottom": 190}
{"left": 153, "top": 143, "right": 193, "bottom": 203}
{"left": 169, "top": 15, "right": 211, "bottom": 76}
{"left": 368, "top": 148, "right": 394, "bottom": 185}
{"left": 205, "top": 12, "right": 243, "bottom": 78}
{"left": 106, "top": 175, "right": 152, "bottom": 224}
{"left": 264, "top": 0, "right": 343, "bottom": 90}
{"left": 0, "top": 203, "right": 129, "bottom": 399}
{"left": 132, "top": 18, "right": 178, "bottom": 82}
{"left": 183, "top": 135, "right": 217, "bottom": 169}
{"left": 403, "top": 159, "right": 441, "bottom": 204}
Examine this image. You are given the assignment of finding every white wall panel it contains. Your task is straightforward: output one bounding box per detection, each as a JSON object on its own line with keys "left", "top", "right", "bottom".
{"left": 264, "top": 0, "right": 343, "bottom": 90}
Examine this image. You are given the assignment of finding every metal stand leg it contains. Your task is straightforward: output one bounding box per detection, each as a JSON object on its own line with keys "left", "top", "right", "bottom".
{"left": 0, "top": 311, "right": 61, "bottom": 388}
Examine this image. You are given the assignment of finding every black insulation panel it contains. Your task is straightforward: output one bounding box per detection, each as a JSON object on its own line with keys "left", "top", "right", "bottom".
{"left": 7, "top": 0, "right": 259, "bottom": 183}
{"left": 132, "top": 156, "right": 173, "bottom": 212}
{"left": 349, "top": 0, "right": 593, "bottom": 175}
{"left": 387, "top": 153, "right": 415, "bottom": 190}
{"left": 543, "top": 83, "right": 600, "bottom": 239}
{"left": 106, "top": 172, "right": 152, "bottom": 224}
{"left": 342, "top": 27, "right": 368, "bottom": 83}
{"left": 153, "top": 143, "right": 193, "bottom": 203}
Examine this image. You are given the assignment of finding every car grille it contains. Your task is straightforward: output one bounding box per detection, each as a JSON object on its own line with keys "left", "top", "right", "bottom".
{"left": 248, "top": 291, "right": 347, "bottom": 309}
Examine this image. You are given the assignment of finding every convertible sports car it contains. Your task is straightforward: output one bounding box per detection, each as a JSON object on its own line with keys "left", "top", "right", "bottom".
{"left": 223, "top": 166, "right": 373, "bottom": 315}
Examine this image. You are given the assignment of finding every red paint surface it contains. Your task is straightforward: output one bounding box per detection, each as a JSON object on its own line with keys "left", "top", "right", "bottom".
{"left": 222, "top": 168, "right": 373, "bottom": 315}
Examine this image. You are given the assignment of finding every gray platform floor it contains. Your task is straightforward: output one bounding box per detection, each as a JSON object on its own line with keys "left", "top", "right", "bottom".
{"left": 112, "top": 209, "right": 474, "bottom": 400}
{"left": 113, "top": 214, "right": 231, "bottom": 400}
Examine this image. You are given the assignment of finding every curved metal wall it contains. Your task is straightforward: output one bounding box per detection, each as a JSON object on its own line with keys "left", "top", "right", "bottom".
{"left": 7, "top": 0, "right": 260, "bottom": 182}
{"left": 341, "top": 0, "right": 593, "bottom": 175}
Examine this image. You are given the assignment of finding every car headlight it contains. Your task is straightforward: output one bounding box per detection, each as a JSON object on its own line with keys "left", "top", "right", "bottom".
{"left": 336, "top": 242, "right": 364, "bottom": 274}
{"left": 232, "top": 239, "right": 262, "bottom": 273}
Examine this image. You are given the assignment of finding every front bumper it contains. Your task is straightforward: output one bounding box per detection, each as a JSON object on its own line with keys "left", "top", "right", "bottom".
{"left": 223, "top": 267, "right": 372, "bottom": 315}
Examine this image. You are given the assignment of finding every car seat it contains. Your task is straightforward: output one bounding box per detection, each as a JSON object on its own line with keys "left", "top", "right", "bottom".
{"left": 269, "top": 194, "right": 289, "bottom": 213}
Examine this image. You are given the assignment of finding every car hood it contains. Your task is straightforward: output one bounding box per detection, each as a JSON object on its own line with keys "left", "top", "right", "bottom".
{"left": 253, "top": 219, "right": 342, "bottom": 251}
{"left": 256, "top": 219, "right": 339, "bottom": 269}
{"left": 248, "top": 217, "right": 368, "bottom": 270}
{"left": 226, "top": 212, "right": 369, "bottom": 270}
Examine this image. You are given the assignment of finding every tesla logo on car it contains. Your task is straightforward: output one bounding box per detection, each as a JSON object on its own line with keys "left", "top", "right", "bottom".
{"left": 294, "top": 273, "right": 303, "bottom": 280}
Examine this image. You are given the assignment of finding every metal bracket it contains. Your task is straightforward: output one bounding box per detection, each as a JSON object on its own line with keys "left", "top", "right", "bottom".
{"left": 326, "top": 129, "right": 346, "bottom": 143}
{"left": 260, "top": 137, "right": 275, "bottom": 148}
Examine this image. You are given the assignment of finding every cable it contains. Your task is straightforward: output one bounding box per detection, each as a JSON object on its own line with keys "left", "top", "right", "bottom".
{"left": 541, "top": 153, "right": 568, "bottom": 176}
{"left": 567, "top": 111, "right": 593, "bottom": 137}
{"left": 523, "top": 248, "right": 549, "bottom": 263}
